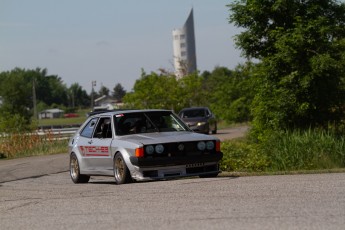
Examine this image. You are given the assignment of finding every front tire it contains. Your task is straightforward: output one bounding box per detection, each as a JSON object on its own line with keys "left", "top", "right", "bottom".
{"left": 113, "top": 153, "right": 132, "bottom": 184}
{"left": 70, "top": 153, "right": 90, "bottom": 183}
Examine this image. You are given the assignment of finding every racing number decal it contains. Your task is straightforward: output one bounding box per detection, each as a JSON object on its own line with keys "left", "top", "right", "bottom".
{"left": 79, "top": 146, "right": 109, "bottom": 157}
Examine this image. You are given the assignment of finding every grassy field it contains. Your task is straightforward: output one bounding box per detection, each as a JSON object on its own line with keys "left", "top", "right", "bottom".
{"left": 38, "top": 117, "right": 87, "bottom": 126}
{"left": 37, "top": 109, "right": 89, "bottom": 127}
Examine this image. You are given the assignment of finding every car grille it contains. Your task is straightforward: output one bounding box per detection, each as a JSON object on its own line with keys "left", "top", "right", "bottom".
{"left": 143, "top": 141, "right": 216, "bottom": 158}
{"left": 142, "top": 164, "right": 218, "bottom": 178}
{"left": 186, "top": 164, "right": 218, "bottom": 174}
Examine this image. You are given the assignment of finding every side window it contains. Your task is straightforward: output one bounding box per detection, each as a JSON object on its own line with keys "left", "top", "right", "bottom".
{"left": 93, "top": 117, "right": 112, "bottom": 139}
{"left": 80, "top": 118, "right": 98, "bottom": 138}
{"left": 205, "top": 109, "right": 210, "bottom": 117}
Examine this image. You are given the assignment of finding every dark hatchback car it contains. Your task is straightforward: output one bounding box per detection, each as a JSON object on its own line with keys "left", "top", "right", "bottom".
{"left": 178, "top": 107, "right": 217, "bottom": 134}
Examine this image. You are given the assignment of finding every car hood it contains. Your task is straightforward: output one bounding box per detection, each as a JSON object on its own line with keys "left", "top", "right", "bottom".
{"left": 116, "top": 131, "right": 217, "bottom": 145}
{"left": 181, "top": 117, "right": 207, "bottom": 123}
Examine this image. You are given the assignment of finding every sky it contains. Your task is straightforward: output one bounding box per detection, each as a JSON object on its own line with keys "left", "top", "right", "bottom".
{"left": 0, "top": 0, "right": 244, "bottom": 93}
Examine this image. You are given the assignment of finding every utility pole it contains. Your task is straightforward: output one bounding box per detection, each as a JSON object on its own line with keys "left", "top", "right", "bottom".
{"left": 91, "top": 81, "right": 96, "bottom": 110}
{"left": 71, "top": 90, "right": 75, "bottom": 109}
{"left": 32, "top": 78, "right": 38, "bottom": 120}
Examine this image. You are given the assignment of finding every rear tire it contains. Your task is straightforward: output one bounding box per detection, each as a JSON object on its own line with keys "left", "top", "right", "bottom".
{"left": 113, "top": 153, "right": 132, "bottom": 184}
{"left": 70, "top": 153, "right": 90, "bottom": 183}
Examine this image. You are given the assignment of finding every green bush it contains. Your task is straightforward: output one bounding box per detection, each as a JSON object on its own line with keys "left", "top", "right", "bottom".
{"left": 0, "top": 113, "right": 32, "bottom": 133}
{"left": 220, "top": 139, "right": 269, "bottom": 172}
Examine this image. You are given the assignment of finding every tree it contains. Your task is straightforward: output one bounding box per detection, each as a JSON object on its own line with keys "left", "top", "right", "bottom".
{"left": 206, "top": 65, "right": 255, "bottom": 123}
{"left": 177, "top": 73, "right": 208, "bottom": 109}
{"left": 0, "top": 68, "right": 32, "bottom": 127}
{"left": 112, "top": 83, "right": 126, "bottom": 101}
{"left": 0, "top": 68, "right": 71, "bottom": 130}
{"left": 29, "top": 68, "right": 68, "bottom": 107}
{"left": 123, "top": 71, "right": 180, "bottom": 110}
{"left": 68, "top": 83, "right": 90, "bottom": 108}
{"left": 229, "top": 0, "right": 345, "bottom": 134}
{"left": 98, "top": 86, "right": 110, "bottom": 97}
{"left": 44, "top": 75, "right": 68, "bottom": 106}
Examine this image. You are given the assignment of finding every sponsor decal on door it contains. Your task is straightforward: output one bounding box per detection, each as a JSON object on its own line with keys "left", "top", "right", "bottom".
{"left": 79, "top": 146, "right": 109, "bottom": 157}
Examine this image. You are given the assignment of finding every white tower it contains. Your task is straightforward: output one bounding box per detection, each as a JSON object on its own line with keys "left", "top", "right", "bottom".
{"left": 172, "top": 9, "right": 197, "bottom": 78}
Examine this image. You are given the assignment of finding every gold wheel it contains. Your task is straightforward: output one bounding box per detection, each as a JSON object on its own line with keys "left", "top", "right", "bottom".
{"left": 113, "top": 154, "right": 131, "bottom": 184}
{"left": 70, "top": 153, "right": 90, "bottom": 183}
{"left": 70, "top": 156, "right": 79, "bottom": 180}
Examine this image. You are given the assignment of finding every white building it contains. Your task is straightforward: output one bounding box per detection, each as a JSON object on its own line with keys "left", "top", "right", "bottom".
{"left": 172, "top": 8, "right": 197, "bottom": 78}
{"left": 93, "top": 95, "right": 123, "bottom": 110}
{"left": 39, "top": 109, "right": 64, "bottom": 119}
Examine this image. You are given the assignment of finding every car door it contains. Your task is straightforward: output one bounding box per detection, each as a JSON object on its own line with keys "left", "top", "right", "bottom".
{"left": 206, "top": 108, "right": 216, "bottom": 129}
{"left": 78, "top": 116, "right": 113, "bottom": 173}
{"left": 89, "top": 116, "right": 113, "bottom": 172}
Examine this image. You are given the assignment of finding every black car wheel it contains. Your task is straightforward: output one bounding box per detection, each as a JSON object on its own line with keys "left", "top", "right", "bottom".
{"left": 70, "top": 153, "right": 90, "bottom": 183}
{"left": 211, "top": 123, "right": 217, "bottom": 134}
{"left": 113, "top": 153, "right": 132, "bottom": 184}
{"left": 204, "top": 123, "right": 210, "bottom": 134}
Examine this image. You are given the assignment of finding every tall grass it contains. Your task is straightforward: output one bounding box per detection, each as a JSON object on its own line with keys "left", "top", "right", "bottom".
{"left": 0, "top": 132, "right": 68, "bottom": 159}
{"left": 261, "top": 129, "right": 345, "bottom": 171}
{"left": 221, "top": 129, "right": 345, "bottom": 172}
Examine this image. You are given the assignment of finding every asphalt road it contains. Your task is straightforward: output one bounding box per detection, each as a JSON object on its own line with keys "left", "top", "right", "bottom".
{"left": 1, "top": 172, "right": 345, "bottom": 230}
{"left": 2, "top": 125, "right": 345, "bottom": 229}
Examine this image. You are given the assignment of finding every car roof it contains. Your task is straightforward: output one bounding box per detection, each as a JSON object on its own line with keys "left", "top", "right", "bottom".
{"left": 180, "top": 107, "right": 208, "bottom": 112}
{"left": 90, "top": 109, "right": 172, "bottom": 117}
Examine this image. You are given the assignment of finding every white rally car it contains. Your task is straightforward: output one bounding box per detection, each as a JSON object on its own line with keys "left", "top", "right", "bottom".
{"left": 68, "top": 109, "right": 223, "bottom": 184}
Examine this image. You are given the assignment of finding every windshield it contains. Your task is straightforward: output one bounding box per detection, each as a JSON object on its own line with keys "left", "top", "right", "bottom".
{"left": 114, "top": 111, "right": 190, "bottom": 136}
{"left": 181, "top": 109, "right": 206, "bottom": 118}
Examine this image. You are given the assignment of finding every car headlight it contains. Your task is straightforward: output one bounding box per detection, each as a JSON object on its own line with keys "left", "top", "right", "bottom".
{"left": 206, "top": 141, "right": 214, "bottom": 150}
{"left": 177, "top": 143, "right": 185, "bottom": 151}
{"left": 197, "top": 141, "right": 206, "bottom": 151}
{"left": 145, "top": 145, "right": 154, "bottom": 155}
{"left": 155, "top": 144, "right": 164, "bottom": 154}
{"left": 197, "top": 122, "right": 206, "bottom": 126}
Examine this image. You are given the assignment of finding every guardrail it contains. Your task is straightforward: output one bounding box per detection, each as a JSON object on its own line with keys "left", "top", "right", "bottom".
{"left": 0, "top": 127, "right": 80, "bottom": 139}
{"left": 36, "top": 127, "right": 79, "bottom": 140}
{"left": 37, "top": 127, "right": 79, "bottom": 135}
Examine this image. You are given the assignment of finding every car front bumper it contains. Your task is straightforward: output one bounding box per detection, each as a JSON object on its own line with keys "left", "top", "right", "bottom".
{"left": 129, "top": 153, "right": 223, "bottom": 167}
{"left": 130, "top": 162, "right": 221, "bottom": 181}
{"left": 188, "top": 123, "right": 209, "bottom": 133}
{"left": 129, "top": 153, "right": 223, "bottom": 181}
